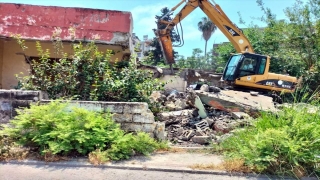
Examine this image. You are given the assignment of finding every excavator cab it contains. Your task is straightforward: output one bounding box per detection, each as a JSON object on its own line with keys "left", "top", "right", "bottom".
{"left": 222, "top": 53, "right": 267, "bottom": 82}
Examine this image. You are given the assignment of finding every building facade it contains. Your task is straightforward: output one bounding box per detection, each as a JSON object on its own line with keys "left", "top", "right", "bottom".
{"left": 0, "top": 3, "right": 133, "bottom": 89}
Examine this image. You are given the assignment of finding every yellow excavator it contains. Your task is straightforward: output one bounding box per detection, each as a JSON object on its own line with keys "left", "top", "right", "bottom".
{"left": 154, "top": 0, "right": 298, "bottom": 96}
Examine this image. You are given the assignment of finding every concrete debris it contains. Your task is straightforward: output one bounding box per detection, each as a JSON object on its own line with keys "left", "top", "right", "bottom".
{"left": 194, "top": 95, "right": 208, "bottom": 118}
{"left": 250, "top": 91, "right": 259, "bottom": 96}
{"left": 179, "top": 130, "right": 195, "bottom": 141}
{"left": 192, "top": 136, "right": 212, "bottom": 145}
{"left": 154, "top": 122, "right": 167, "bottom": 141}
{"left": 200, "top": 84, "right": 209, "bottom": 92}
{"left": 209, "top": 86, "right": 221, "bottom": 93}
{"left": 231, "top": 112, "right": 250, "bottom": 119}
{"left": 151, "top": 86, "right": 278, "bottom": 147}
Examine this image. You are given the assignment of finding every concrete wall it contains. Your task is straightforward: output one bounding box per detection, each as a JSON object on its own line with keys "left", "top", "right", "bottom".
{"left": 0, "top": 90, "right": 160, "bottom": 137}
{"left": 1, "top": 39, "right": 127, "bottom": 89}
{"left": 0, "top": 3, "right": 133, "bottom": 47}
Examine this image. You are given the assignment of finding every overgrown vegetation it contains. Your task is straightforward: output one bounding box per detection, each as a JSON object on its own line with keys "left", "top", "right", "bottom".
{"left": 0, "top": 101, "right": 167, "bottom": 163}
{"left": 214, "top": 0, "right": 320, "bottom": 93}
{"left": 215, "top": 104, "right": 320, "bottom": 178}
{"left": 13, "top": 28, "right": 165, "bottom": 104}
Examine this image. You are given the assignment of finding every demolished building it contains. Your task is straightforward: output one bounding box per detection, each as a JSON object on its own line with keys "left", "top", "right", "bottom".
{"left": 0, "top": 3, "right": 133, "bottom": 89}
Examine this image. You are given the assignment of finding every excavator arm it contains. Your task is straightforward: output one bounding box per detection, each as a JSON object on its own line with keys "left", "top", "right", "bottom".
{"left": 154, "top": 0, "right": 254, "bottom": 64}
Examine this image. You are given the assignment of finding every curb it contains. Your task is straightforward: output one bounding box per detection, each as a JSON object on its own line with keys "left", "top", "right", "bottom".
{"left": 0, "top": 159, "right": 292, "bottom": 179}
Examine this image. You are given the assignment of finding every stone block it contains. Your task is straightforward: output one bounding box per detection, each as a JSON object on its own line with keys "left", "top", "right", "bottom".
{"left": 154, "top": 122, "right": 166, "bottom": 141}
{"left": 104, "top": 104, "right": 123, "bottom": 113}
{"left": 192, "top": 136, "right": 212, "bottom": 145}
{"left": 0, "top": 90, "right": 13, "bottom": 99}
{"left": 112, "top": 113, "right": 133, "bottom": 123}
{"left": 132, "top": 113, "right": 154, "bottom": 124}
{"left": 123, "top": 103, "right": 148, "bottom": 114}
{"left": 79, "top": 102, "right": 103, "bottom": 112}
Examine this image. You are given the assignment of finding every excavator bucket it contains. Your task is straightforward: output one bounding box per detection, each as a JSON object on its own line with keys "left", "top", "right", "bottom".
{"left": 158, "top": 34, "right": 175, "bottom": 64}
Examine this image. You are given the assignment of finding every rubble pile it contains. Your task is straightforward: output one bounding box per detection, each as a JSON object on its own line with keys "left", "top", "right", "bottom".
{"left": 151, "top": 86, "right": 259, "bottom": 147}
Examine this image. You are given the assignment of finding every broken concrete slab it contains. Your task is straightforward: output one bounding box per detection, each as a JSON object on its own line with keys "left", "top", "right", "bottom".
{"left": 194, "top": 95, "right": 208, "bottom": 118}
{"left": 157, "top": 110, "right": 196, "bottom": 121}
{"left": 196, "top": 90, "right": 277, "bottom": 115}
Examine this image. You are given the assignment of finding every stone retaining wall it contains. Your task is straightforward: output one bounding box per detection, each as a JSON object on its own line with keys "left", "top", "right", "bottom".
{"left": 40, "top": 100, "right": 156, "bottom": 135}
{"left": 0, "top": 90, "right": 41, "bottom": 124}
{"left": 0, "top": 90, "right": 162, "bottom": 139}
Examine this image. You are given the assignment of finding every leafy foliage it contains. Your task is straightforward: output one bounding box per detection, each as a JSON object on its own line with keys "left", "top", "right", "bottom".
{"left": 144, "top": 7, "right": 180, "bottom": 65}
{"left": 0, "top": 101, "right": 167, "bottom": 161}
{"left": 13, "top": 30, "right": 165, "bottom": 104}
{"left": 175, "top": 48, "right": 217, "bottom": 71}
{"left": 217, "top": 104, "right": 320, "bottom": 178}
{"left": 214, "top": 0, "right": 320, "bottom": 93}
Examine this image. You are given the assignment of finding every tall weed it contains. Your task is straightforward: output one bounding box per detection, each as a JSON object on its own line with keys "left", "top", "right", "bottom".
{"left": 218, "top": 104, "right": 320, "bottom": 178}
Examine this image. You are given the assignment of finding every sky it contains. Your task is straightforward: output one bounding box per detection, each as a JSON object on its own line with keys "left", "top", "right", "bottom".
{"left": 0, "top": 0, "right": 302, "bottom": 57}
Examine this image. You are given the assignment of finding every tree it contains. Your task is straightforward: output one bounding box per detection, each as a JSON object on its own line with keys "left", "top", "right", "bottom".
{"left": 214, "top": 0, "right": 320, "bottom": 95}
{"left": 197, "top": 17, "right": 217, "bottom": 59}
{"left": 146, "top": 7, "right": 180, "bottom": 65}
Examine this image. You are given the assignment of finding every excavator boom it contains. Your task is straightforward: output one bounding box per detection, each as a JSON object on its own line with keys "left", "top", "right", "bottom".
{"left": 154, "top": 0, "right": 254, "bottom": 64}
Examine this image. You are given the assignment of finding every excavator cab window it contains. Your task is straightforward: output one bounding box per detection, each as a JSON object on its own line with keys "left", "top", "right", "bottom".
{"left": 222, "top": 53, "right": 267, "bottom": 81}
{"left": 238, "top": 56, "right": 258, "bottom": 77}
{"left": 258, "top": 57, "right": 267, "bottom": 74}
{"left": 222, "top": 54, "right": 242, "bottom": 81}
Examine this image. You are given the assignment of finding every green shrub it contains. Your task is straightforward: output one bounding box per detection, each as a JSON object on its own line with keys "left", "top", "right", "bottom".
{"left": 0, "top": 101, "right": 167, "bottom": 161}
{"left": 13, "top": 30, "right": 165, "bottom": 105}
{"left": 217, "top": 104, "right": 320, "bottom": 178}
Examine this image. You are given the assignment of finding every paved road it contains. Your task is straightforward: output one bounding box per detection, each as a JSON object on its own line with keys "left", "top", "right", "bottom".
{"left": 0, "top": 164, "right": 273, "bottom": 180}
